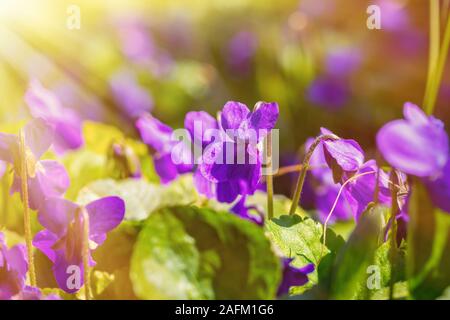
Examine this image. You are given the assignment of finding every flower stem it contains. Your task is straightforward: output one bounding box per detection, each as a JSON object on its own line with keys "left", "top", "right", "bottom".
{"left": 423, "top": 0, "right": 440, "bottom": 111}
{"left": 289, "top": 134, "right": 337, "bottom": 215}
{"left": 81, "top": 208, "right": 93, "bottom": 300}
{"left": 2, "top": 169, "right": 9, "bottom": 227}
{"left": 266, "top": 132, "right": 274, "bottom": 219}
{"left": 388, "top": 171, "right": 399, "bottom": 300}
{"left": 426, "top": 3, "right": 450, "bottom": 114}
{"left": 321, "top": 170, "right": 377, "bottom": 254}
{"left": 19, "top": 130, "right": 36, "bottom": 287}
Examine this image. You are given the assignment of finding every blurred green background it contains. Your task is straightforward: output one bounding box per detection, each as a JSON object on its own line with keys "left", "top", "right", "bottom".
{"left": 0, "top": 0, "right": 448, "bottom": 161}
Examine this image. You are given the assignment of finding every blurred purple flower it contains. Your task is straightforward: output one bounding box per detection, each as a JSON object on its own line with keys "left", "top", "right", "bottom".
{"left": 307, "top": 77, "right": 349, "bottom": 110}
{"left": 425, "top": 158, "right": 450, "bottom": 213}
{"left": 25, "top": 80, "right": 84, "bottom": 154}
{"left": 227, "top": 31, "right": 258, "bottom": 75}
{"left": 0, "top": 120, "right": 70, "bottom": 210}
{"left": 377, "top": 102, "right": 448, "bottom": 177}
{"left": 277, "top": 258, "right": 314, "bottom": 297}
{"left": 33, "top": 196, "right": 125, "bottom": 293}
{"left": 325, "top": 47, "right": 362, "bottom": 77}
{"left": 110, "top": 70, "right": 154, "bottom": 119}
{"left": 136, "top": 113, "right": 193, "bottom": 183}
{"left": 377, "top": 102, "right": 450, "bottom": 214}
{"left": 115, "top": 16, "right": 156, "bottom": 64}
{"left": 115, "top": 16, "right": 173, "bottom": 77}
{"left": 52, "top": 82, "right": 106, "bottom": 122}
{"left": 14, "top": 286, "right": 61, "bottom": 300}
{"left": 298, "top": 0, "right": 335, "bottom": 18}
{"left": 376, "top": 0, "right": 410, "bottom": 32}
{"left": 0, "top": 232, "right": 27, "bottom": 300}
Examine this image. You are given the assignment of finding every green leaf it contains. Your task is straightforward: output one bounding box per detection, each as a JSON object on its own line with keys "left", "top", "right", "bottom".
{"left": 370, "top": 282, "right": 409, "bottom": 300}
{"left": 77, "top": 175, "right": 199, "bottom": 221}
{"left": 130, "top": 206, "right": 281, "bottom": 300}
{"left": 63, "top": 150, "right": 108, "bottom": 200}
{"left": 365, "top": 241, "right": 406, "bottom": 299}
{"left": 92, "top": 221, "right": 142, "bottom": 300}
{"left": 329, "top": 204, "right": 384, "bottom": 299}
{"left": 77, "top": 179, "right": 162, "bottom": 221}
{"left": 265, "top": 214, "right": 344, "bottom": 291}
{"left": 373, "top": 241, "right": 406, "bottom": 288}
{"left": 407, "top": 180, "right": 450, "bottom": 299}
{"left": 437, "top": 287, "right": 450, "bottom": 300}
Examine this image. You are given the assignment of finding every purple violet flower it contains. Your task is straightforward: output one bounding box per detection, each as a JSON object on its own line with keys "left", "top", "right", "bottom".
{"left": 110, "top": 70, "right": 154, "bottom": 119}
{"left": 226, "top": 31, "right": 258, "bottom": 75}
{"left": 307, "top": 77, "right": 349, "bottom": 111}
{"left": 375, "top": 0, "right": 410, "bottom": 32}
{"left": 14, "top": 286, "right": 61, "bottom": 300}
{"left": 306, "top": 130, "right": 388, "bottom": 221}
{"left": 33, "top": 196, "right": 125, "bottom": 293}
{"left": 220, "top": 101, "right": 279, "bottom": 141}
{"left": 185, "top": 111, "right": 219, "bottom": 149}
{"left": 0, "top": 120, "right": 70, "bottom": 210}
{"left": 377, "top": 102, "right": 448, "bottom": 177}
{"left": 342, "top": 160, "right": 391, "bottom": 221}
{"left": 325, "top": 47, "right": 362, "bottom": 78}
{"left": 304, "top": 137, "right": 352, "bottom": 222}
{"left": 115, "top": 15, "right": 173, "bottom": 77}
{"left": 424, "top": 158, "right": 450, "bottom": 213}
{"left": 315, "top": 183, "right": 353, "bottom": 223}
{"left": 377, "top": 103, "right": 450, "bottom": 214}
{"left": 195, "top": 101, "right": 279, "bottom": 203}
{"left": 320, "top": 128, "right": 365, "bottom": 183}
{"left": 136, "top": 113, "right": 193, "bottom": 184}
{"left": 0, "top": 232, "right": 27, "bottom": 300}
{"left": 25, "top": 80, "right": 84, "bottom": 154}
{"left": 277, "top": 258, "right": 314, "bottom": 297}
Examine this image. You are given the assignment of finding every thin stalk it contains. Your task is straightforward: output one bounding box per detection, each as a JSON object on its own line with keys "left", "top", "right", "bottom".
{"left": 427, "top": 7, "right": 450, "bottom": 114}
{"left": 289, "top": 134, "right": 337, "bottom": 215}
{"left": 388, "top": 171, "right": 399, "bottom": 300}
{"left": 442, "top": 0, "right": 450, "bottom": 23}
{"left": 81, "top": 207, "right": 93, "bottom": 300}
{"left": 266, "top": 132, "right": 274, "bottom": 219}
{"left": 322, "top": 171, "right": 377, "bottom": 252}
{"left": 2, "top": 169, "right": 9, "bottom": 227}
{"left": 19, "top": 131, "right": 36, "bottom": 287}
{"left": 423, "top": 0, "right": 440, "bottom": 110}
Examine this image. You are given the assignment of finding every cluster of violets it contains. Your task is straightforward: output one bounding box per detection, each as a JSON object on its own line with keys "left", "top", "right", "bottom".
{"left": 136, "top": 101, "right": 280, "bottom": 224}
{"left": 136, "top": 101, "right": 450, "bottom": 295}
{"left": 136, "top": 101, "right": 317, "bottom": 295}
{"left": 0, "top": 81, "right": 125, "bottom": 299}
{"left": 308, "top": 102, "right": 450, "bottom": 246}
{"left": 1, "top": 78, "right": 449, "bottom": 298}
